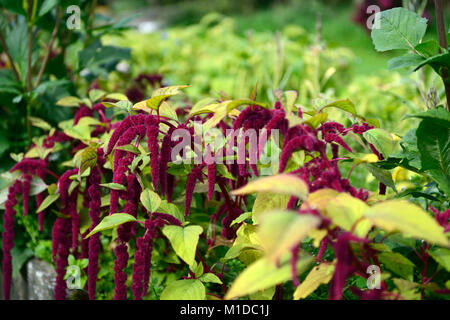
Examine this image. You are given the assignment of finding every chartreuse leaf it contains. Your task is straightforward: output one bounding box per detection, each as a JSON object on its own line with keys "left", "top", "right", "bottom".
{"left": 363, "top": 200, "right": 450, "bottom": 247}
{"left": 140, "top": 189, "right": 161, "bottom": 213}
{"left": 428, "top": 248, "right": 450, "bottom": 272}
{"left": 293, "top": 262, "right": 335, "bottom": 300}
{"left": 302, "top": 188, "right": 339, "bottom": 211}
{"left": 225, "top": 252, "right": 313, "bottom": 300}
{"left": 230, "top": 212, "right": 252, "bottom": 226}
{"left": 160, "top": 279, "right": 205, "bottom": 300}
{"left": 199, "top": 273, "right": 222, "bottom": 284}
{"left": 202, "top": 99, "right": 267, "bottom": 131}
{"left": 321, "top": 99, "right": 357, "bottom": 116}
{"left": 325, "top": 193, "right": 372, "bottom": 237}
{"left": 56, "top": 96, "right": 82, "bottom": 107}
{"left": 304, "top": 112, "right": 328, "bottom": 129}
{"left": 29, "top": 117, "right": 52, "bottom": 131}
{"left": 134, "top": 85, "right": 189, "bottom": 112}
{"left": 258, "top": 210, "right": 320, "bottom": 263}
{"left": 379, "top": 252, "right": 415, "bottom": 281}
{"left": 231, "top": 174, "right": 308, "bottom": 200}
{"left": 159, "top": 200, "right": 184, "bottom": 223}
{"left": 352, "top": 153, "right": 379, "bottom": 165}
{"left": 36, "top": 193, "right": 59, "bottom": 213}
{"left": 85, "top": 213, "right": 136, "bottom": 238}
{"left": 89, "top": 89, "right": 106, "bottom": 102}
{"left": 371, "top": 7, "right": 427, "bottom": 52}
{"left": 100, "top": 183, "right": 127, "bottom": 191}
{"left": 162, "top": 225, "right": 203, "bottom": 266}
{"left": 252, "top": 193, "right": 290, "bottom": 225}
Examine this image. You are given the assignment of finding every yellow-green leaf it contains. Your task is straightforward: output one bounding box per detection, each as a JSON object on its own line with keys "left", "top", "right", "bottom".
{"left": 140, "top": 189, "right": 161, "bottom": 213}
{"left": 162, "top": 225, "right": 203, "bottom": 266}
{"left": 56, "top": 96, "right": 81, "bottom": 107}
{"left": 225, "top": 253, "right": 313, "bottom": 300}
{"left": 293, "top": 262, "right": 335, "bottom": 300}
{"left": 364, "top": 200, "right": 450, "bottom": 247}
{"left": 36, "top": 193, "right": 59, "bottom": 213}
{"left": 160, "top": 279, "right": 205, "bottom": 300}
{"left": 325, "top": 193, "right": 372, "bottom": 237}
{"left": 85, "top": 213, "right": 136, "bottom": 238}
{"left": 252, "top": 192, "right": 290, "bottom": 225}
{"left": 258, "top": 210, "right": 320, "bottom": 262}
{"left": 231, "top": 174, "right": 308, "bottom": 200}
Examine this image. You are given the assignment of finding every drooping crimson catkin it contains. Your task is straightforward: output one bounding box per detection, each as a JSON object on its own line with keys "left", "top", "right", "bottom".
{"left": 166, "top": 174, "right": 175, "bottom": 202}
{"left": 113, "top": 242, "right": 129, "bottom": 300}
{"left": 87, "top": 166, "right": 102, "bottom": 300}
{"left": 53, "top": 217, "right": 71, "bottom": 300}
{"left": 147, "top": 124, "right": 160, "bottom": 190}
{"left": 2, "top": 181, "right": 21, "bottom": 300}
{"left": 22, "top": 174, "right": 31, "bottom": 216}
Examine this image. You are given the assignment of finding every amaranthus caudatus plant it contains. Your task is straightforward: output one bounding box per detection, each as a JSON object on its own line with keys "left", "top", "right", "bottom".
{"left": 0, "top": 78, "right": 449, "bottom": 300}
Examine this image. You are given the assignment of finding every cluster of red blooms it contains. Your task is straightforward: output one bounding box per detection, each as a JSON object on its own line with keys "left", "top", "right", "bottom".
{"left": 2, "top": 83, "right": 448, "bottom": 301}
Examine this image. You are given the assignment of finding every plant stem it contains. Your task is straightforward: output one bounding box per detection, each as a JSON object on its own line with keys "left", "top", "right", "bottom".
{"left": 26, "top": 0, "right": 34, "bottom": 92}
{"left": 434, "top": 0, "right": 450, "bottom": 110}
{"left": 35, "top": 8, "right": 62, "bottom": 88}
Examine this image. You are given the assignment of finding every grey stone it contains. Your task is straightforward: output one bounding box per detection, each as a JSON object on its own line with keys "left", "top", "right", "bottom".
{"left": 26, "top": 258, "right": 56, "bottom": 300}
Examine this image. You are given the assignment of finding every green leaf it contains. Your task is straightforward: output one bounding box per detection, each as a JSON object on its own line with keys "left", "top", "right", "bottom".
{"left": 79, "top": 146, "right": 97, "bottom": 177}
{"left": 99, "top": 183, "right": 127, "bottom": 191}
{"left": 414, "top": 40, "right": 440, "bottom": 58}
{"left": 160, "top": 279, "right": 205, "bottom": 300}
{"left": 29, "top": 177, "right": 49, "bottom": 196}
{"left": 379, "top": 252, "right": 415, "bottom": 281}
{"left": 321, "top": 99, "right": 357, "bottom": 116}
{"left": 371, "top": 7, "right": 427, "bottom": 52}
{"left": 304, "top": 112, "right": 328, "bottom": 129}
{"left": 388, "top": 54, "right": 424, "bottom": 70}
{"left": 363, "top": 128, "right": 398, "bottom": 158}
{"left": 414, "top": 52, "right": 450, "bottom": 73}
{"left": 428, "top": 248, "right": 450, "bottom": 272}
{"left": 364, "top": 163, "right": 397, "bottom": 192}
{"left": 293, "top": 262, "right": 335, "bottom": 300}
{"left": 225, "top": 253, "right": 313, "bottom": 300}
{"left": 408, "top": 107, "right": 450, "bottom": 128}
{"left": 36, "top": 193, "right": 59, "bottom": 213}
{"left": 199, "top": 273, "right": 223, "bottom": 284}
{"left": 38, "top": 0, "right": 58, "bottom": 17}
{"left": 258, "top": 211, "right": 320, "bottom": 262}
{"left": 231, "top": 174, "right": 309, "bottom": 201}
{"left": 140, "top": 189, "right": 161, "bottom": 213}
{"left": 162, "top": 225, "right": 203, "bottom": 266}
{"left": 416, "top": 119, "right": 450, "bottom": 194}
{"left": 85, "top": 213, "right": 136, "bottom": 238}
{"left": 363, "top": 200, "right": 450, "bottom": 247}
